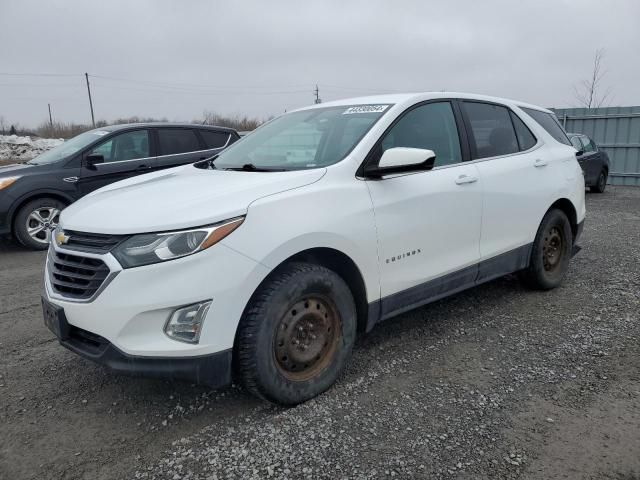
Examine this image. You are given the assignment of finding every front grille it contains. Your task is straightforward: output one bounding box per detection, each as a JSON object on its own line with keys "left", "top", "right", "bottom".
{"left": 61, "top": 230, "right": 127, "bottom": 254}
{"left": 48, "top": 250, "right": 111, "bottom": 300}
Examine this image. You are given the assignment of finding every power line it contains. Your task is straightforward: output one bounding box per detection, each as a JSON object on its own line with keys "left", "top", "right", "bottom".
{"left": 320, "top": 83, "right": 405, "bottom": 93}
{"left": 89, "top": 74, "right": 309, "bottom": 91}
{"left": 0, "top": 72, "right": 80, "bottom": 77}
{"left": 89, "top": 80, "right": 310, "bottom": 96}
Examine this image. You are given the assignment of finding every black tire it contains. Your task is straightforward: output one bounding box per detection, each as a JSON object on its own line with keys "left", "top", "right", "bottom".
{"left": 13, "top": 197, "right": 66, "bottom": 250}
{"left": 590, "top": 170, "right": 607, "bottom": 193}
{"left": 519, "top": 209, "right": 573, "bottom": 290}
{"left": 235, "top": 262, "right": 357, "bottom": 405}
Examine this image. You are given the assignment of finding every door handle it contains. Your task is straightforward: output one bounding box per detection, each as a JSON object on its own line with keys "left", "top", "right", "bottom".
{"left": 136, "top": 164, "right": 150, "bottom": 171}
{"left": 534, "top": 158, "right": 548, "bottom": 168}
{"left": 455, "top": 174, "right": 478, "bottom": 185}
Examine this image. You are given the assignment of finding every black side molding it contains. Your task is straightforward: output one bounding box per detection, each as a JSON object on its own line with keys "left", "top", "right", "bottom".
{"left": 366, "top": 243, "right": 533, "bottom": 331}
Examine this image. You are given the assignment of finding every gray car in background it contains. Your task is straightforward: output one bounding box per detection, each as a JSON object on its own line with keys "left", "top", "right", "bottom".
{"left": 0, "top": 123, "right": 240, "bottom": 249}
{"left": 568, "top": 133, "right": 610, "bottom": 193}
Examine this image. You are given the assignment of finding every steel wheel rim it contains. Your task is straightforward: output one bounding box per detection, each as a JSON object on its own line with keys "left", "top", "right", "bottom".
{"left": 26, "top": 207, "right": 60, "bottom": 244}
{"left": 274, "top": 295, "right": 340, "bottom": 382}
{"left": 599, "top": 173, "right": 606, "bottom": 190}
{"left": 542, "top": 226, "right": 564, "bottom": 272}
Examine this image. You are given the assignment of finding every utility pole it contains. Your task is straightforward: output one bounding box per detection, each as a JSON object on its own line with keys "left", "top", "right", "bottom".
{"left": 48, "top": 103, "right": 53, "bottom": 128}
{"left": 314, "top": 84, "right": 322, "bottom": 104}
{"left": 85, "top": 73, "right": 95, "bottom": 127}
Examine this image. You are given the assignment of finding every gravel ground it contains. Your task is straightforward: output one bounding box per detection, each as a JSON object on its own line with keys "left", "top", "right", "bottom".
{"left": 1, "top": 187, "right": 639, "bottom": 480}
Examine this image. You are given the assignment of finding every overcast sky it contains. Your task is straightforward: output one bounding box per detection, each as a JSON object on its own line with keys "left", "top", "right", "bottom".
{"left": 1, "top": 0, "right": 639, "bottom": 128}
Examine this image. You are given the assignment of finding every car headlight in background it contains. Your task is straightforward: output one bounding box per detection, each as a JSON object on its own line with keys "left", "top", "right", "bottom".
{"left": 0, "top": 176, "right": 21, "bottom": 190}
{"left": 112, "top": 217, "right": 244, "bottom": 268}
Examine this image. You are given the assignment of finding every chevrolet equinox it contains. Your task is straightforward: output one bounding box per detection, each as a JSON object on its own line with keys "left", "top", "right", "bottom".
{"left": 42, "top": 93, "right": 585, "bottom": 405}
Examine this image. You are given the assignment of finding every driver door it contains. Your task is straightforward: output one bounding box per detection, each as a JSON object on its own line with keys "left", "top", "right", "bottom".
{"left": 365, "top": 101, "right": 483, "bottom": 320}
{"left": 77, "top": 129, "right": 156, "bottom": 196}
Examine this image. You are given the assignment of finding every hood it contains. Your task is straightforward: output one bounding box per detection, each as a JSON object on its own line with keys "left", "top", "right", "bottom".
{"left": 60, "top": 164, "right": 326, "bottom": 234}
{"left": 0, "top": 162, "right": 35, "bottom": 176}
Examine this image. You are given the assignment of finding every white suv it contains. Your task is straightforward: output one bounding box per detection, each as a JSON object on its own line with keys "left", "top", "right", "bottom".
{"left": 43, "top": 93, "right": 585, "bottom": 405}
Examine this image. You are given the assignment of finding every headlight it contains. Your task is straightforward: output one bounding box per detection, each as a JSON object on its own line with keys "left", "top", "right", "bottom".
{"left": 112, "top": 217, "right": 244, "bottom": 268}
{"left": 0, "top": 176, "right": 21, "bottom": 190}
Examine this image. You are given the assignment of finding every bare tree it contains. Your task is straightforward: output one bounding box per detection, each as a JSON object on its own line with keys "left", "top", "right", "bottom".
{"left": 573, "top": 48, "right": 612, "bottom": 108}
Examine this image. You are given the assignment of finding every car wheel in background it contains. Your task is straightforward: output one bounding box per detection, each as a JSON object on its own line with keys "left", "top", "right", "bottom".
{"left": 14, "top": 197, "right": 66, "bottom": 250}
{"left": 235, "top": 262, "right": 357, "bottom": 405}
{"left": 519, "top": 209, "right": 573, "bottom": 290}
{"left": 590, "top": 170, "right": 607, "bottom": 193}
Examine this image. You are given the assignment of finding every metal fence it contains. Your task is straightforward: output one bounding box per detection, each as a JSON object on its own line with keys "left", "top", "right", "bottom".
{"left": 552, "top": 106, "right": 640, "bottom": 186}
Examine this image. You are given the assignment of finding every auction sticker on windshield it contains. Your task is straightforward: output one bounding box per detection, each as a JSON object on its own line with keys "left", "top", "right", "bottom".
{"left": 343, "top": 105, "right": 390, "bottom": 115}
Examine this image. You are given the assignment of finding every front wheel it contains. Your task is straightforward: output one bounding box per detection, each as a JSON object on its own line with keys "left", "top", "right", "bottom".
{"left": 590, "top": 170, "right": 607, "bottom": 193}
{"left": 519, "top": 209, "right": 573, "bottom": 290}
{"left": 235, "top": 262, "right": 356, "bottom": 405}
{"left": 14, "top": 198, "right": 66, "bottom": 250}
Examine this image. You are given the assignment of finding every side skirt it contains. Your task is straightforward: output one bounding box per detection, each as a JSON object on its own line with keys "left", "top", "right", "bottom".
{"left": 365, "top": 243, "right": 532, "bottom": 332}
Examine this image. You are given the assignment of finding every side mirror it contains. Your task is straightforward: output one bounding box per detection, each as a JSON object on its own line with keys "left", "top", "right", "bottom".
{"left": 575, "top": 149, "right": 584, "bottom": 157}
{"left": 364, "top": 147, "right": 436, "bottom": 178}
{"left": 85, "top": 153, "right": 104, "bottom": 169}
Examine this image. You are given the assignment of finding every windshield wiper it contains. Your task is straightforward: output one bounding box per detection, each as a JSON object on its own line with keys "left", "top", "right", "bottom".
{"left": 223, "top": 163, "right": 288, "bottom": 172}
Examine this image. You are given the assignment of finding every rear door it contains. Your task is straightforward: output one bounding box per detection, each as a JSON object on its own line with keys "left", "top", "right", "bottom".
{"left": 154, "top": 127, "right": 209, "bottom": 170}
{"left": 77, "top": 128, "right": 155, "bottom": 196}
{"left": 462, "top": 101, "right": 553, "bottom": 280}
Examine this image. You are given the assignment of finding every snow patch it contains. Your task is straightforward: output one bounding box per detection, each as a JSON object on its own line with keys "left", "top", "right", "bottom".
{"left": 0, "top": 135, "right": 64, "bottom": 162}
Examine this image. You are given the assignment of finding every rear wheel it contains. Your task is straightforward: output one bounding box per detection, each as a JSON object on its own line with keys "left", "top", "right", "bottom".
{"left": 519, "top": 209, "right": 573, "bottom": 290}
{"left": 14, "top": 197, "right": 66, "bottom": 250}
{"left": 590, "top": 170, "right": 607, "bottom": 193}
{"left": 235, "top": 262, "right": 356, "bottom": 405}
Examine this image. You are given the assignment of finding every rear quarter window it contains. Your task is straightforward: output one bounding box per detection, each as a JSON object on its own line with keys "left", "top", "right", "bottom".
{"left": 200, "top": 130, "right": 230, "bottom": 149}
{"left": 521, "top": 108, "right": 571, "bottom": 146}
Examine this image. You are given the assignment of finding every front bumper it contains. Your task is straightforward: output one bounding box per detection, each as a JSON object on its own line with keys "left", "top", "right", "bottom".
{"left": 43, "top": 239, "right": 270, "bottom": 370}
{"left": 43, "top": 297, "right": 232, "bottom": 386}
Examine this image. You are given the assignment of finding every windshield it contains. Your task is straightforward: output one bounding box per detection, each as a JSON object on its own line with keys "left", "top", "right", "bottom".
{"left": 28, "top": 130, "right": 110, "bottom": 165}
{"left": 213, "top": 104, "right": 391, "bottom": 171}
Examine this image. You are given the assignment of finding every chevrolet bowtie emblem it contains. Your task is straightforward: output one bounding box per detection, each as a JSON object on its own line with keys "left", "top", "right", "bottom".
{"left": 55, "top": 231, "right": 70, "bottom": 246}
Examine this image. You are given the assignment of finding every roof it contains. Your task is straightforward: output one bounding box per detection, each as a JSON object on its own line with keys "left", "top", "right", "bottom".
{"left": 94, "top": 123, "right": 238, "bottom": 134}
{"left": 294, "top": 92, "right": 553, "bottom": 114}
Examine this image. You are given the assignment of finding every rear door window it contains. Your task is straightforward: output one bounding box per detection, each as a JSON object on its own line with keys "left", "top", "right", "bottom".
{"left": 200, "top": 130, "right": 230, "bottom": 149}
{"left": 462, "top": 102, "right": 518, "bottom": 159}
{"left": 521, "top": 108, "right": 571, "bottom": 146}
{"left": 157, "top": 129, "right": 202, "bottom": 155}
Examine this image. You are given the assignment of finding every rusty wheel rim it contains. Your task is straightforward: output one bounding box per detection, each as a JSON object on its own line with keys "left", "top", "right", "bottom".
{"left": 542, "top": 226, "right": 564, "bottom": 272}
{"left": 274, "top": 296, "right": 340, "bottom": 381}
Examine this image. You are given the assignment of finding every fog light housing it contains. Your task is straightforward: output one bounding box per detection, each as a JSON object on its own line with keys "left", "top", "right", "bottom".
{"left": 164, "top": 300, "right": 212, "bottom": 344}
